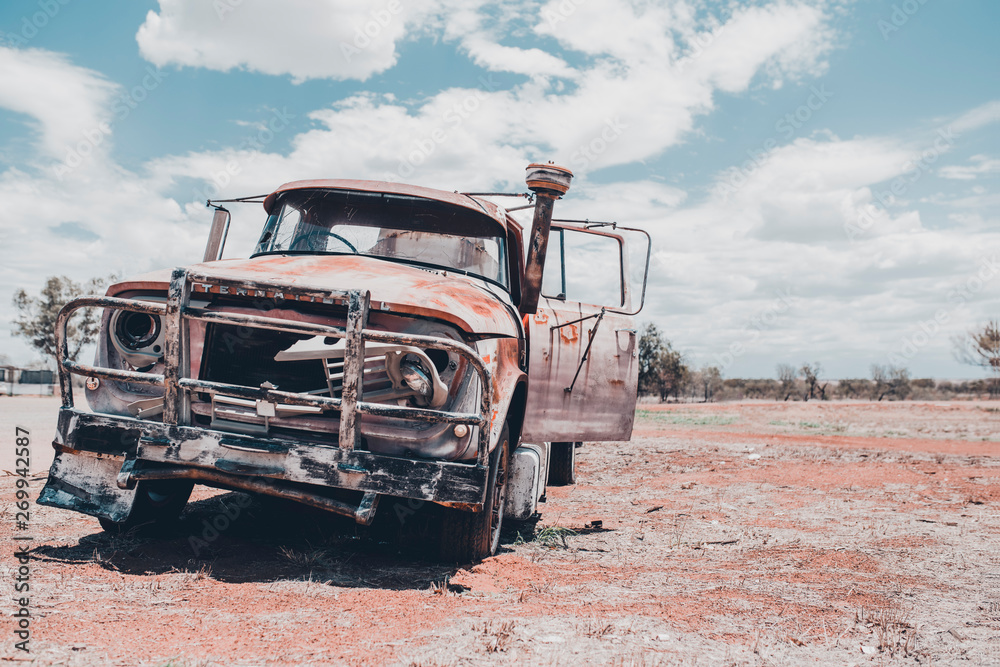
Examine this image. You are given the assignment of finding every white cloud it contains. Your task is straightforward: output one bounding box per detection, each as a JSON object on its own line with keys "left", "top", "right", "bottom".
{"left": 461, "top": 36, "right": 576, "bottom": 79}
{"left": 939, "top": 155, "right": 1000, "bottom": 180}
{"left": 0, "top": 46, "right": 119, "bottom": 159}
{"left": 136, "top": 0, "right": 421, "bottom": 82}
{"left": 683, "top": 3, "right": 833, "bottom": 92}
{"left": 951, "top": 100, "right": 1000, "bottom": 134}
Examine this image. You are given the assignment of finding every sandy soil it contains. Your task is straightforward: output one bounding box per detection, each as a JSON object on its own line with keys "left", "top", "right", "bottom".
{"left": 1, "top": 399, "right": 999, "bottom": 666}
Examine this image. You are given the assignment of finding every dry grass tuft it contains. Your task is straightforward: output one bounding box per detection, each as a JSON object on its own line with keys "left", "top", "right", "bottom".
{"left": 855, "top": 605, "right": 917, "bottom": 656}
{"left": 478, "top": 620, "right": 516, "bottom": 653}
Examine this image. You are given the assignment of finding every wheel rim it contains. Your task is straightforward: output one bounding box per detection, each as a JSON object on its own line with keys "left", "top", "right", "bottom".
{"left": 146, "top": 489, "right": 172, "bottom": 505}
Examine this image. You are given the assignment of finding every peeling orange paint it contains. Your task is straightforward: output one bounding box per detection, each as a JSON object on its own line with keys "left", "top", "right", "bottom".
{"left": 559, "top": 323, "right": 579, "bottom": 344}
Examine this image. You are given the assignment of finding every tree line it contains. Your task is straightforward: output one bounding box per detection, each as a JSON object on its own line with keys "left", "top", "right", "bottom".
{"left": 639, "top": 322, "right": 1000, "bottom": 402}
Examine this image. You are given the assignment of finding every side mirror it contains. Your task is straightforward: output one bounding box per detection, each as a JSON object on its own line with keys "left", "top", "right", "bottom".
{"left": 203, "top": 207, "right": 231, "bottom": 262}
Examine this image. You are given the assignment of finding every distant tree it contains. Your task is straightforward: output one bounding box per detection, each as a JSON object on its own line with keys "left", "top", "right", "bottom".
{"left": 12, "top": 275, "right": 113, "bottom": 365}
{"left": 776, "top": 363, "right": 797, "bottom": 401}
{"left": 799, "top": 362, "right": 824, "bottom": 401}
{"left": 952, "top": 319, "right": 1000, "bottom": 397}
{"left": 835, "top": 378, "right": 872, "bottom": 399}
{"left": 871, "top": 364, "right": 911, "bottom": 401}
{"left": 638, "top": 323, "right": 666, "bottom": 394}
{"left": 936, "top": 380, "right": 955, "bottom": 394}
{"left": 744, "top": 378, "right": 780, "bottom": 400}
{"left": 638, "top": 323, "right": 689, "bottom": 402}
{"left": 698, "top": 366, "right": 723, "bottom": 403}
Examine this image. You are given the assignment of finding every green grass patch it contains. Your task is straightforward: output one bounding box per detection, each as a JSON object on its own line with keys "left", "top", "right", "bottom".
{"left": 534, "top": 526, "right": 577, "bottom": 549}
{"left": 768, "top": 419, "right": 847, "bottom": 433}
{"left": 636, "top": 410, "right": 739, "bottom": 426}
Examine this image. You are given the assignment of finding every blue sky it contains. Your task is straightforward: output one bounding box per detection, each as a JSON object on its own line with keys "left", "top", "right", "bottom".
{"left": 0, "top": 0, "right": 998, "bottom": 380}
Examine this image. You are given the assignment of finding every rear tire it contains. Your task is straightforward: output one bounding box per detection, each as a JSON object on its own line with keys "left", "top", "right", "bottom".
{"left": 98, "top": 480, "right": 194, "bottom": 535}
{"left": 547, "top": 441, "right": 578, "bottom": 486}
{"left": 439, "top": 425, "right": 510, "bottom": 562}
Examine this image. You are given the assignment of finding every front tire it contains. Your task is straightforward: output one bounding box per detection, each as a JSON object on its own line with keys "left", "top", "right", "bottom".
{"left": 439, "top": 424, "right": 510, "bottom": 562}
{"left": 98, "top": 480, "right": 194, "bottom": 535}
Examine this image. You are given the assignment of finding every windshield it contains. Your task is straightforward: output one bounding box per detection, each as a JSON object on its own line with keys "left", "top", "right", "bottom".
{"left": 252, "top": 189, "right": 508, "bottom": 288}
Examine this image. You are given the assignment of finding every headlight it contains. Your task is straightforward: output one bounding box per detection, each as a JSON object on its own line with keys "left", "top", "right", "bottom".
{"left": 399, "top": 356, "right": 433, "bottom": 398}
{"left": 115, "top": 311, "right": 161, "bottom": 351}
{"left": 385, "top": 348, "right": 449, "bottom": 408}
{"left": 109, "top": 305, "right": 166, "bottom": 369}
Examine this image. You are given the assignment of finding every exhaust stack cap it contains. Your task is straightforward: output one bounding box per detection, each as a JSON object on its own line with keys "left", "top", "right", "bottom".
{"left": 526, "top": 162, "right": 573, "bottom": 198}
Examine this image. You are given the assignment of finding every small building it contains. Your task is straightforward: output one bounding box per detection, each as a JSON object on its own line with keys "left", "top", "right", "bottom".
{"left": 1, "top": 366, "right": 56, "bottom": 396}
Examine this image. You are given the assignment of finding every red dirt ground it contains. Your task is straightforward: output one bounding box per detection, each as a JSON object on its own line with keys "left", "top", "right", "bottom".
{"left": 2, "top": 399, "right": 999, "bottom": 665}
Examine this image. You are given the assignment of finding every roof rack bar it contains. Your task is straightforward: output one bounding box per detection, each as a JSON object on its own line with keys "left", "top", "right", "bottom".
{"left": 461, "top": 192, "right": 532, "bottom": 198}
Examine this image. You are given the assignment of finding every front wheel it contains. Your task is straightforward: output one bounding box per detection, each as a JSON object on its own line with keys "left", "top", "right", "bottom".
{"left": 98, "top": 480, "right": 194, "bottom": 535}
{"left": 439, "top": 424, "right": 510, "bottom": 562}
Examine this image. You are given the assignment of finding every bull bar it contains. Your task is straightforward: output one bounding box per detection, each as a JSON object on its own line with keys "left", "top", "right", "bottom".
{"left": 51, "top": 268, "right": 495, "bottom": 519}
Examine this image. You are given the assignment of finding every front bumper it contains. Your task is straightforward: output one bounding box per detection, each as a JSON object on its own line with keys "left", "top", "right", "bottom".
{"left": 39, "top": 408, "right": 489, "bottom": 523}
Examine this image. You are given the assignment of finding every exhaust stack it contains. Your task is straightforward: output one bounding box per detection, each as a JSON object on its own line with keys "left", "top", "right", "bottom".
{"left": 203, "top": 207, "right": 231, "bottom": 263}
{"left": 520, "top": 163, "right": 573, "bottom": 315}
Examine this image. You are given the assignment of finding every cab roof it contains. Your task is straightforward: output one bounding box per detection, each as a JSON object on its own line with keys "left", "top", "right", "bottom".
{"left": 264, "top": 179, "right": 515, "bottom": 232}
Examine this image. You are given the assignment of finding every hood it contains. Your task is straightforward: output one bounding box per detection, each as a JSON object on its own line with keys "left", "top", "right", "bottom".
{"left": 111, "top": 254, "right": 520, "bottom": 337}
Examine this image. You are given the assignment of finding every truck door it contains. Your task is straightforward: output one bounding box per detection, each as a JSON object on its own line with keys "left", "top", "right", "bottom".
{"left": 521, "top": 224, "right": 639, "bottom": 442}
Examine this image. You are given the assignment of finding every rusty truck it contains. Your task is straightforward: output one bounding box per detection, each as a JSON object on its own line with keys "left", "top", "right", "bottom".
{"left": 39, "top": 163, "right": 650, "bottom": 561}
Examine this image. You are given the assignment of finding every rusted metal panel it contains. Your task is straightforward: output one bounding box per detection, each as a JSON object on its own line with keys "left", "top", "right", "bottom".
{"left": 37, "top": 451, "right": 139, "bottom": 522}
{"left": 189, "top": 255, "right": 520, "bottom": 337}
{"left": 127, "top": 464, "right": 383, "bottom": 525}
{"left": 520, "top": 297, "right": 638, "bottom": 442}
{"left": 339, "top": 290, "right": 370, "bottom": 451}
{"left": 163, "top": 269, "right": 185, "bottom": 425}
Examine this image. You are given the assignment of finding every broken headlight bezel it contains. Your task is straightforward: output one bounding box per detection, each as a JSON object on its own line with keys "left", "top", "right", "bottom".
{"left": 109, "top": 298, "right": 166, "bottom": 369}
